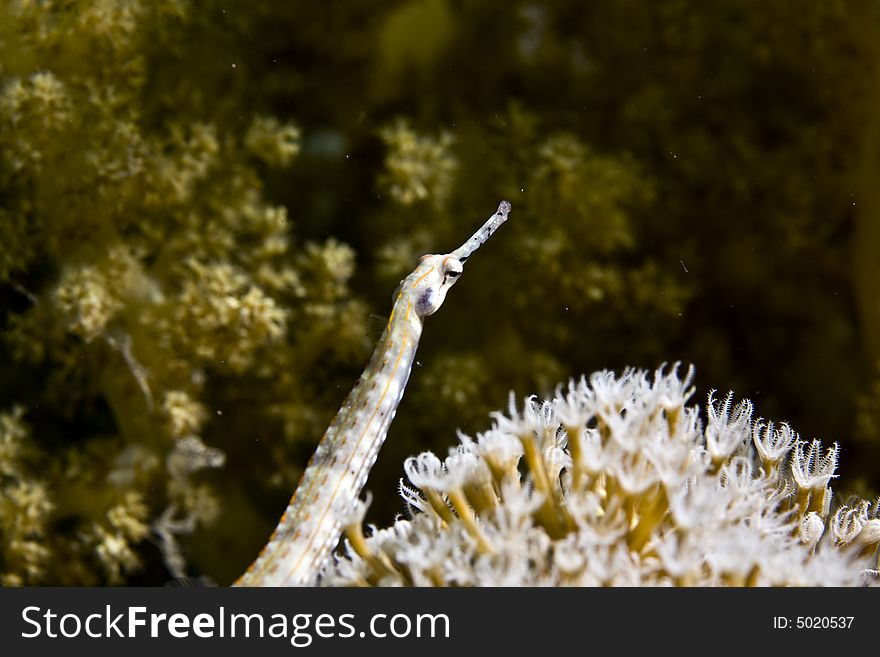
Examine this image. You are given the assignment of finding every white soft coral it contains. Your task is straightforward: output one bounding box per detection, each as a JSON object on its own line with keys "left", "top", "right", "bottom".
{"left": 327, "top": 365, "right": 877, "bottom": 586}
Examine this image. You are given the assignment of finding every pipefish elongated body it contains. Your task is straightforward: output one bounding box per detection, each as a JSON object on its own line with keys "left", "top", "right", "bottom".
{"left": 235, "top": 201, "right": 511, "bottom": 586}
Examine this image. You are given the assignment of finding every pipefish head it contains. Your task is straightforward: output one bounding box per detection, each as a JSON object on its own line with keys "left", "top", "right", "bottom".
{"left": 401, "top": 200, "right": 510, "bottom": 318}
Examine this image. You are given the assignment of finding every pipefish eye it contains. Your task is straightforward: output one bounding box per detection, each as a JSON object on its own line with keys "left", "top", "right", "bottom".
{"left": 444, "top": 259, "right": 463, "bottom": 281}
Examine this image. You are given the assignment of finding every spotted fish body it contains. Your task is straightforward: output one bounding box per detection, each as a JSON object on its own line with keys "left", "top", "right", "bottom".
{"left": 235, "top": 201, "right": 511, "bottom": 586}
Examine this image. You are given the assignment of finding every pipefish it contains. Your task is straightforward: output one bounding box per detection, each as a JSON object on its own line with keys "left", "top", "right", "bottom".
{"left": 235, "top": 201, "right": 511, "bottom": 586}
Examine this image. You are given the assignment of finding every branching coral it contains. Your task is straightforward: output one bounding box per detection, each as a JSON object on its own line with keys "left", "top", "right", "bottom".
{"left": 0, "top": 1, "right": 367, "bottom": 584}
{"left": 326, "top": 365, "right": 877, "bottom": 586}
{"left": 378, "top": 119, "right": 457, "bottom": 209}
{"left": 0, "top": 408, "right": 51, "bottom": 586}
{"left": 0, "top": 407, "right": 152, "bottom": 585}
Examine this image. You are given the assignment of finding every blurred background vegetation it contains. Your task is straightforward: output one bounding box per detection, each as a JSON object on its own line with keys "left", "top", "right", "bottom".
{"left": 1, "top": 0, "right": 879, "bottom": 585}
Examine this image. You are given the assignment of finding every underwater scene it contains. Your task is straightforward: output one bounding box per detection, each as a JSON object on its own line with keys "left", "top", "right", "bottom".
{"left": 1, "top": 0, "right": 879, "bottom": 585}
